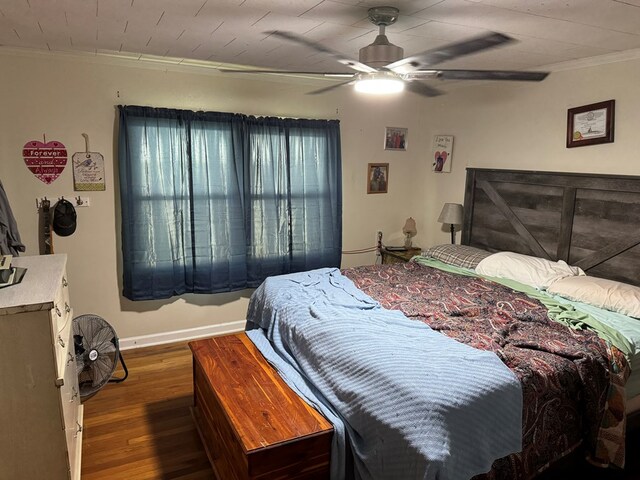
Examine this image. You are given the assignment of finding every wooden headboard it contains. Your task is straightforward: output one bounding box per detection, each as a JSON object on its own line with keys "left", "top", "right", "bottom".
{"left": 462, "top": 168, "right": 640, "bottom": 287}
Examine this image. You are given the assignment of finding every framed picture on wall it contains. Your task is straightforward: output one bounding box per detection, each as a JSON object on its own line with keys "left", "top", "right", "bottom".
{"left": 566, "top": 99, "right": 615, "bottom": 148}
{"left": 384, "top": 127, "right": 407, "bottom": 151}
{"left": 367, "top": 163, "right": 389, "bottom": 194}
{"left": 432, "top": 135, "right": 454, "bottom": 173}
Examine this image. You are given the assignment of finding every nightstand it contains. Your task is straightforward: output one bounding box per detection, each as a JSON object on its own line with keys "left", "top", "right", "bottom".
{"left": 381, "top": 247, "right": 422, "bottom": 264}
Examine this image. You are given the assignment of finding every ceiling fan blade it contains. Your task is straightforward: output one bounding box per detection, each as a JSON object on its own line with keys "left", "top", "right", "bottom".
{"left": 266, "top": 30, "right": 378, "bottom": 74}
{"left": 404, "top": 81, "right": 443, "bottom": 98}
{"left": 428, "top": 69, "right": 549, "bottom": 82}
{"left": 386, "top": 32, "right": 514, "bottom": 73}
{"left": 218, "top": 69, "right": 355, "bottom": 78}
{"left": 307, "top": 80, "right": 354, "bottom": 95}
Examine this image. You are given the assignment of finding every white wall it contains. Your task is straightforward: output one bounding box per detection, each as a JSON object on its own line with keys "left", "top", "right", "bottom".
{"left": 419, "top": 55, "right": 640, "bottom": 247}
{"left": 4, "top": 48, "right": 640, "bottom": 341}
{"left": 0, "top": 50, "right": 430, "bottom": 340}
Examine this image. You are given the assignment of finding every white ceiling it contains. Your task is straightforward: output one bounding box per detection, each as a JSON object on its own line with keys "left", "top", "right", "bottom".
{"left": 2, "top": 0, "right": 640, "bottom": 74}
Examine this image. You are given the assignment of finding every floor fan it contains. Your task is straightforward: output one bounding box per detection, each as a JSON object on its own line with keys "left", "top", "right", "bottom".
{"left": 73, "top": 314, "right": 128, "bottom": 400}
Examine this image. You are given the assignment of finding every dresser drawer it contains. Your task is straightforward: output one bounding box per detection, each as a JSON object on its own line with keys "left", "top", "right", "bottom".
{"left": 54, "top": 309, "right": 73, "bottom": 383}
{"left": 53, "top": 277, "right": 72, "bottom": 333}
{"left": 65, "top": 404, "right": 84, "bottom": 480}
{"left": 59, "top": 324, "right": 80, "bottom": 431}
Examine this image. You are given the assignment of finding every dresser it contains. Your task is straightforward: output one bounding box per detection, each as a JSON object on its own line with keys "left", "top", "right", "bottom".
{"left": 0, "top": 254, "right": 83, "bottom": 480}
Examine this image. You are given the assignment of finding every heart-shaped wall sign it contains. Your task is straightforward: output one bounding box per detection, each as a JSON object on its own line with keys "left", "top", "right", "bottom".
{"left": 433, "top": 151, "right": 448, "bottom": 172}
{"left": 23, "top": 140, "right": 68, "bottom": 184}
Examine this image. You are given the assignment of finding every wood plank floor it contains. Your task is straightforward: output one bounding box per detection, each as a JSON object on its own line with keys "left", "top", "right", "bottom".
{"left": 81, "top": 342, "right": 214, "bottom": 480}
{"left": 82, "top": 340, "right": 640, "bottom": 480}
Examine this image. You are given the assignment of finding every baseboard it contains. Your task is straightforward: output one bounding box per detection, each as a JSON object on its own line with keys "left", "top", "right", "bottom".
{"left": 119, "top": 320, "right": 246, "bottom": 350}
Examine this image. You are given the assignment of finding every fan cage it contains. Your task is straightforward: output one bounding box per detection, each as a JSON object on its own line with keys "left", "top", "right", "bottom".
{"left": 73, "top": 314, "right": 128, "bottom": 400}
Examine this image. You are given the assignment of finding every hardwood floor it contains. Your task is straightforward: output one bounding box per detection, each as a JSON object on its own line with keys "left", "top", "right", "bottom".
{"left": 81, "top": 342, "right": 213, "bottom": 480}
{"left": 82, "top": 340, "right": 640, "bottom": 480}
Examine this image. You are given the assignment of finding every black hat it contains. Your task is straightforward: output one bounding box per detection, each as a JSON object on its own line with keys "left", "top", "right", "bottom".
{"left": 53, "top": 199, "right": 77, "bottom": 237}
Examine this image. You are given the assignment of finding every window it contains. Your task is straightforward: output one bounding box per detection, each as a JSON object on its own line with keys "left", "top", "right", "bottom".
{"left": 118, "top": 106, "right": 342, "bottom": 300}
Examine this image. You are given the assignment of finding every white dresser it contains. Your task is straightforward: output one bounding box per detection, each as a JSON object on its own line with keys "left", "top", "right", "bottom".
{"left": 0, "top": 254, "right": 83, "bottom": 480}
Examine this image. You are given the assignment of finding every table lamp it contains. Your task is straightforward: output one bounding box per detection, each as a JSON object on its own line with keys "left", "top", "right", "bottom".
{"left": 437, "top": 203, "right": 463, "bottom": 244}
{"left": 403, "top": 217, "right": 417, "bottom": 248}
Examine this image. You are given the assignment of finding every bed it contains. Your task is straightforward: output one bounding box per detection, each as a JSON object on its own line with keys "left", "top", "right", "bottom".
{"left": 244, "top": 168, "right": 640, "bottom": 480}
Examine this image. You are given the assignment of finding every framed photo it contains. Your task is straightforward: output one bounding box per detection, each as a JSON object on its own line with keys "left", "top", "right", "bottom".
{"left": 367, "top": 163, "right": 389, "bottom": 194}
{"left": 384, "top": 127, "right": 407, "bottom": 151}
{"left": 567, "top": 99, "right": 615, "bottom": 148}
{"left": 432, "top": 135, "right": 454, "bottom": 173}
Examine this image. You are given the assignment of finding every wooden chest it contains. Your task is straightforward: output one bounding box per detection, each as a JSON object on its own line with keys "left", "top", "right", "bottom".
{"left": 190, "top": 333, "right": 333, "bottom": 480}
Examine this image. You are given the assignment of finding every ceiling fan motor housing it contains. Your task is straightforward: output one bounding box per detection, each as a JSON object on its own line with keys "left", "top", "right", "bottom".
{"left": 360, "top": 6, "right": 404, "bottom": 68}
{"left": 359, "top": 35, "right": 404, "bottom": 68}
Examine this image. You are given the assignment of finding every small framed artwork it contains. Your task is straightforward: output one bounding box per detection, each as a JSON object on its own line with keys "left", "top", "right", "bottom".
{"left": 432, "top": 135, "right": 453, "bottom": 173}
{"left": 367, "top": 163, "right": 389, "bottom": 194}
{"left": 384, "top": 127, "right": 407, "bottom": 151}
{"left": 567, "top": 99, "right": 615, "bottom": 148}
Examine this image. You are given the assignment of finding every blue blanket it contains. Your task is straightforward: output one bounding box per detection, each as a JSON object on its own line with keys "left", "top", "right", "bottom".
{"left": 246, "top": 268, "right": 522, "bottom": 480}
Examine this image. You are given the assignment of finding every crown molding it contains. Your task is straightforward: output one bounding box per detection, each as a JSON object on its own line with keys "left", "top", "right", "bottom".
{"left": 0, "top": 45, "right": 338, "bottom": 86}
{"left": 543, "top": 47, "right": 640, "bottom": 72}
{"left": 3, "top": 43, "right": 640, "bottom": 89}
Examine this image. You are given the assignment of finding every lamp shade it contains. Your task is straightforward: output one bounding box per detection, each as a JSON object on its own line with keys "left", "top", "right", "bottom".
{"left": 402, "top": 217, "right": 417, "bottom": 237}
{"left": 438, "top": 203, "right": 464, "bottom": 225}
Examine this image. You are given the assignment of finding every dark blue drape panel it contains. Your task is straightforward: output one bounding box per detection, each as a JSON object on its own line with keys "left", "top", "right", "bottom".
{"left": 245, "top": 117, "right": 291, "bottom": 282}
{"left": 284, "top": 120, "right": 342, "bottom": 271}
{"left": 118, "top": 106, "right": 341, "bottom": 300}
{"left": 119, "top": 107, "right": 192, "bottom": 300}
{"left": 189, "top": 112, "right": 248, "bottom": 292}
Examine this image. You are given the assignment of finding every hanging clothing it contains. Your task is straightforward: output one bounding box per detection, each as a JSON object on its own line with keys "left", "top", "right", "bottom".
{"left": 0, "top": 180, "right": 25, "bottom": 256}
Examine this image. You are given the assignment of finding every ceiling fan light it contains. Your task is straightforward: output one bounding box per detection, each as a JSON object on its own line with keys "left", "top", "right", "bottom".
{"left": 354, "top": 76, "right": 404, "bottom": 94}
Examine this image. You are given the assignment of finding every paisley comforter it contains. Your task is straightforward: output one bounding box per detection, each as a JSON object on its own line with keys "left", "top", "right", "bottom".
{"left": 343, "top": 261, "right": 629, "bottom": 479}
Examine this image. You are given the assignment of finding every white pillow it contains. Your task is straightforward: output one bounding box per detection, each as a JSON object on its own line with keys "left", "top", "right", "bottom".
{"left": 548, "top": 276, "right": 640, "bottom": 319}
{"left": 475, "top": 251, "right": 584, "bottom": 289}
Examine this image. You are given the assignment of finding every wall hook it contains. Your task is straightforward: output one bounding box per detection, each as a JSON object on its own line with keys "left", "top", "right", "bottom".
{"left": 36, "top": 196, "right": 50, "bottom": 211}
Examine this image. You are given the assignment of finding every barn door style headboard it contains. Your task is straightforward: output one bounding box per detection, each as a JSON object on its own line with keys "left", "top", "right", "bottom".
{"left": 462, "top": 168, "right": 640, "bottom": 287}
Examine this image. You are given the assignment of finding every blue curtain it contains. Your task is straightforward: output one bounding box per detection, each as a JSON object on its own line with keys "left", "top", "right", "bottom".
{"left": 118, "top": 106, "right": 341, "bottom": 300}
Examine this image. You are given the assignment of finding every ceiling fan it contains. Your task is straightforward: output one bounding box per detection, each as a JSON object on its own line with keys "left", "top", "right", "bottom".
{"left": 220, "top": 6, "right": 549, "bottom": 97}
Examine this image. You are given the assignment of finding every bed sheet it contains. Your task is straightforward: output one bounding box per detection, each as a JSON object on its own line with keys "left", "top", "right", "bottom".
{"left": 544, "top": 297, "right": 640, "bottom": 400}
